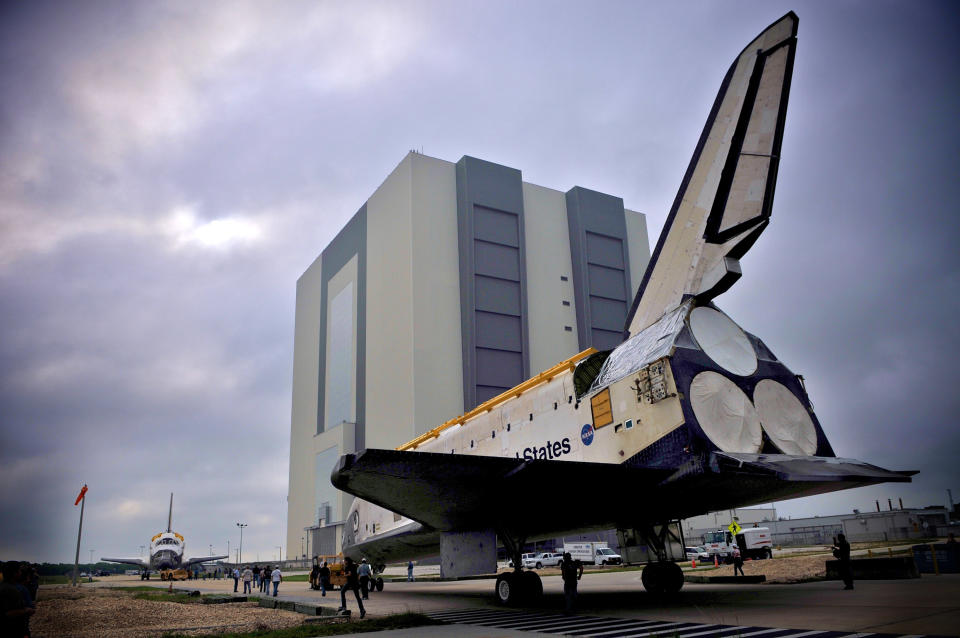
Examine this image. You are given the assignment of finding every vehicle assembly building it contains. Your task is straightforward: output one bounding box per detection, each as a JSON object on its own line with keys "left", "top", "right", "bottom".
{"left": 286, "top": 151, "right": 650, "bottom": 558}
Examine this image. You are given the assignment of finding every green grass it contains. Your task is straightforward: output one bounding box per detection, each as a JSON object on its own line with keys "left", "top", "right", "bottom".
{"left": 282, "top": 574, "right": 310, "bottom": 582}
{"left": 159, "top": 612, "right": 443, "bottom": 637}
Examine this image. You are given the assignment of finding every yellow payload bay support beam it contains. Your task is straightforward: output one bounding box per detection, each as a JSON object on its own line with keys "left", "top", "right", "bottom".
{"left": 397, "top": 347, "right": 597, "bottom": 451}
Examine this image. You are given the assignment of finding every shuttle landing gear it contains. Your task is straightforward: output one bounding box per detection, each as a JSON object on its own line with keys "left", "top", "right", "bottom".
{"left": 495, "top": 570, "right": 542, "bottom": 606}
{"left": 495, "top": 531, "right": 542, "bottom": 606}
{"left": 618, "top": 521, "right": 686, "bottom": 595}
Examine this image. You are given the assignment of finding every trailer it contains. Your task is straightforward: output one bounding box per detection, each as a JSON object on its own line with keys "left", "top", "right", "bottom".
{"left": 735, "top": 527, "right": 773, "bottom": 559}
{"left": 563, "top": 542, "right": 622, "bottom": 565}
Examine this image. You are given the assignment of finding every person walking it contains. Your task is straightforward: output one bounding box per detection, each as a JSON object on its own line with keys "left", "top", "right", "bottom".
{"left": 319, "top": 561, "right": 330, "bottom": 597}
{"left": 337, "top": 557, "right": 366, "bottom": 618}
{"left": 733, "top": 547, "right": 744, "bottom": 577}
{"left": 407, "top": 560, "right": 414, "bottom": 582}
{"left": 252, "top": 565, "right": 260, "bottom": 590}
{"left": 260, "top": 566, "right": 270, "bottom": 593}
{"left": 559, "top": 552, "right": 583, "bottom": 615}
{"left": 833, "top": 534, "right": 853, "bottom": 590}
{"left": 232, "top": 567, "right": 240, "bottom": 592}
{"left": 271, "top": 564, "right": 283, "bottom": 597}
{"left": 241, "top": 565, "right": 253, "bottom": 594}
{"left": 358, "top": 558, "right": 372, "bottom": 599}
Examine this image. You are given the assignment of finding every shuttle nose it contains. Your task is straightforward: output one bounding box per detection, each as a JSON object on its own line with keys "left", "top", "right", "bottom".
{"left": 155, "top": 550, "right": 180, "bottom": 570}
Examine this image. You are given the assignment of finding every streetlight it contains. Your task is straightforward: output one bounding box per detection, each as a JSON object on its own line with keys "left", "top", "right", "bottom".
{"left": 276, "top": 545, "right": 282, "bottom": 561}
{"left": 301, "top": 536, "right": 304, "bottom": 559}
{"left": 209, "top": 544, "right": 213, "bottom": 556}
{"left": 236, "top": 522, "right": 247, "bottom": 565}
{"left": 139, "top": 545, "right": 145, "bottom": 557}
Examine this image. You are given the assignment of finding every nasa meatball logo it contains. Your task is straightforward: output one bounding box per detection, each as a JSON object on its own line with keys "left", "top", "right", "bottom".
{"left": 581, "top": 424, "right": 594, "bottom": 446}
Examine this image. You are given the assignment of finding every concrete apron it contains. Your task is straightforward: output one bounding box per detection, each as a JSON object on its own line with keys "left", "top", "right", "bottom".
{"left": 89, "top": 572, "right": 960, "bottom": 635}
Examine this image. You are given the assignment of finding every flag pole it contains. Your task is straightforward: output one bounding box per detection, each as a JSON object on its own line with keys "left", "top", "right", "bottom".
{"left": 72, "top": 485, "right": 87, "bottom": 586}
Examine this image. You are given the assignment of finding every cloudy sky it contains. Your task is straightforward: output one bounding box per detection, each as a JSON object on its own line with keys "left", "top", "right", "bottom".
{"left": 1, "top": 0, "right": 957, "bottom": 564}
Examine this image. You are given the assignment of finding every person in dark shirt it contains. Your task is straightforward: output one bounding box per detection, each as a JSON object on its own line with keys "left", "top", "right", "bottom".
{"left": 1, "top": 561, "right": 34, "bottom": 638}
{"left": 319, "top": 561, "right": 331, "bottom": 596}
{"left": 832, "top": 534, "right": 853, "bottom": 590}
{"left": 337, "top": 557, "right": 365, "bottom": 618}
{"left": 559, "top": 552, "right": 583, "bottom": 615}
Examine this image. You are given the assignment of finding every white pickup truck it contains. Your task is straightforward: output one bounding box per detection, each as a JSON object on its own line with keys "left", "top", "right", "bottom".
{"left": 522, "top": 552, "right": 563, "bottom": 569}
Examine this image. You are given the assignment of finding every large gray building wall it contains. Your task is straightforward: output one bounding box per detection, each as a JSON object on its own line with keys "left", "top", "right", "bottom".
{"left": 287, "top": 151, "right": 650, "bottom": 559}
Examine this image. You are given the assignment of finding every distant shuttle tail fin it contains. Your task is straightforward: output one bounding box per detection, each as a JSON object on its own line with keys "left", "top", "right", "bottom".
{"left": 625, "top": 12, "right": 798, "bottom": 336}
{"left": 167, "top": 492, "right": 173, "bottom": 532}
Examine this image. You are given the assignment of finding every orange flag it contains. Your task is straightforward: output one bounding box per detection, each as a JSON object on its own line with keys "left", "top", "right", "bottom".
{"left": 74, "top": 484, "right": 88, "bottom": 506}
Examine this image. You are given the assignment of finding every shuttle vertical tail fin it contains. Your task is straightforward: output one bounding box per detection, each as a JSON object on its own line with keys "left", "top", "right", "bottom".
{"left": 167, "top": 493, "right": 173, "bottom": 532}
{"left": 624, "top": 12, "right": 798, "bottom": 336}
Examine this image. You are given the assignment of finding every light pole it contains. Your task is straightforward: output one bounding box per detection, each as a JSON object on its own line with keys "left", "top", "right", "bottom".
{"left": 139, "top": 545, "right": 145, "bottom": 557}
{"left": 276, "top": 545, "right": 282, "bottom": 561}
{"left": 89, "top": 549, "right": 95, "bottom": 564}
{"left": 209, "top": 544, "right": 213, "bottom": 556}
{"left": 236, "top": 522, "right": 247, "bottom": 565}
{"left": 301, "top": 536, "right": 304, "bottom": 559}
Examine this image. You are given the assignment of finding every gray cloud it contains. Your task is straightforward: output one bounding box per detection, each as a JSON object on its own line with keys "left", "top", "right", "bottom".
{"left": 1, "top": 0, "right": 957, "bottom": 562}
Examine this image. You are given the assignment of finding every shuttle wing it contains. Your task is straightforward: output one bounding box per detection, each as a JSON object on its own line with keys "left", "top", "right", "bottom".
{"left": 333, "top": 449, "right": 672, "bottom": 536}
{"left": 625, "top": 12, "right": 798, "bottom": 336}
{"left": 100, "top": 557, "right": 149, "bottom": 568}
{"left": 183, "top": 554, "right": 229, "bottom": 568}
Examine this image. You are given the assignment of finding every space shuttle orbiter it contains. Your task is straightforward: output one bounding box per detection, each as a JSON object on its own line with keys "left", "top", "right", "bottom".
{"left": 329, "top": 12, "right": 915, "bottom": 604}
{"left": 102, "top": 493, "right": 227, "bottom": 579}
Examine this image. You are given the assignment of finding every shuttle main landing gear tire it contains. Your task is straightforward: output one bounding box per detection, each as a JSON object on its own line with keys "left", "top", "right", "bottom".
{"left": 495, "top": 531, "right": 543, "bottom": 606}
{"left": 641, "top": 562, "right": 683, "bottom": 594}
{"left": 495, "top": 570, "right": 542, "bottom": 606}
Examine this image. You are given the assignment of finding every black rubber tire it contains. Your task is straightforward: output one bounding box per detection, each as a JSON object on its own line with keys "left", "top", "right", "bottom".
{"left": 765, "top": 548, "right": 773, "bottom": 559}
{"left": 375, "top": 577, "right": 384, "bottom": 592}
{"left": 535, "top": 562, "right": 542, "bottom": 569}
{"left": 521, "top": 570, "right": 543, "bottom": 599}
{"left": 663, "top": 562, "right": 684, "bottom": 594}
{"left": 641, "top": 563, "right": 662, "bottom": 593}
{"left": 495, "top": 572, "right": 516, "bottom": 605}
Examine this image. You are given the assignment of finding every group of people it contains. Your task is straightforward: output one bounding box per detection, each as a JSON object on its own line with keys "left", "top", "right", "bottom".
{"left": 232, "top": 565, "right": 282, "bottom": 596}
{"left": 1, "top": 561, "right": 39, "bottom": 638}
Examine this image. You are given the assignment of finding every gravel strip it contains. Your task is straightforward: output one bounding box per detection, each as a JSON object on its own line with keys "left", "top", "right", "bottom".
{"left": 32, "top": 586, "right": 305, "bottom": 637}
{"left": 704, "top": 554, "right": 828, "bottom": 583}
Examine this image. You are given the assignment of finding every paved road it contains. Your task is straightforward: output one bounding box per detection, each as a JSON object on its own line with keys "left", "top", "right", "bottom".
{"left": 94, "top": 571, "right": 960, "bottom": 636}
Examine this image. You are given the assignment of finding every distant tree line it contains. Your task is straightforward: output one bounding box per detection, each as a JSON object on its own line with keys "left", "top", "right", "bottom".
{"left": 27, "top": 562, "right": 130, "bottom": 576}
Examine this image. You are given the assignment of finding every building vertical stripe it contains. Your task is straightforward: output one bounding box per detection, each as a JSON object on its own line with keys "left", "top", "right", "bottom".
{"left": 316, "top": 205, "right": 366, "bottom": 450}
{"left": 456, "top": 156, "right": 529, "bottom": 411}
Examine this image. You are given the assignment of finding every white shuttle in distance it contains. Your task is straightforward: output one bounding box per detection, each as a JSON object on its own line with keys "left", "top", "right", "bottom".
{"left": 331, "top": 12, "right": 914, "bottom": 604}
{"left": 101, "top": 494, "right": 227, "bottom": 576}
